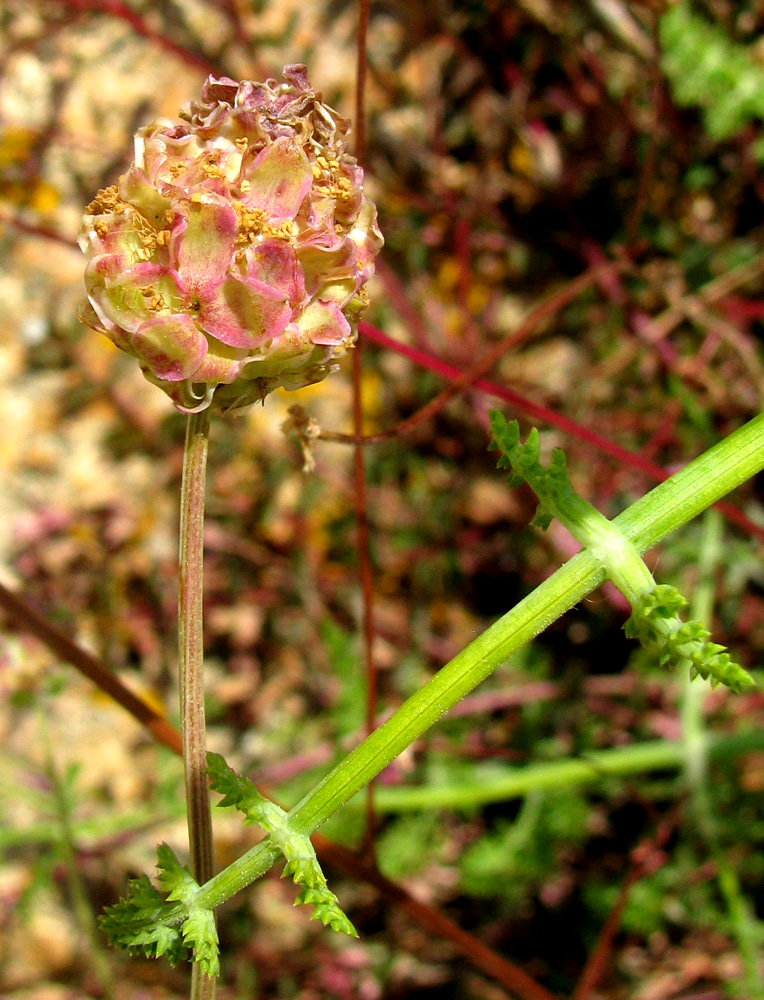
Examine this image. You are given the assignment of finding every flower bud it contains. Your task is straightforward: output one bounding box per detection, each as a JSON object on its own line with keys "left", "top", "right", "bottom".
{"left": 79, "top": 65, "right": 383, "bottom": 412}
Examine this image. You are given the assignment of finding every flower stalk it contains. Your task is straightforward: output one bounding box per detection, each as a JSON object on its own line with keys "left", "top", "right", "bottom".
{"left": 178, "top": 408, "right": 215, "bottom": 1000}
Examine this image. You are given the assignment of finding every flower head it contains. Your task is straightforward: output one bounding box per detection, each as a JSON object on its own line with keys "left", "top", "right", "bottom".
{"left": 79, "top": 65, "right": 383, "bottom": 412}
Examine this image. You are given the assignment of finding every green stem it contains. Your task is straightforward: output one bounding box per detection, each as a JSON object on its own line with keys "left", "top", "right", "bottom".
{"left": 179, "top": 409, "right": 216, "bottom": 1000}
{"left": 195, "top": 412, "right": 764, "bottom": 910}
{"left": 682, "top": 511, "right": 764, "bottom": 999}
{"left": 365, "top": 730, "right": 764, "bottom": 812}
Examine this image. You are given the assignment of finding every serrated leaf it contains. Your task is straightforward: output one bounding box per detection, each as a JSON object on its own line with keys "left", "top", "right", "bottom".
{"left": 99, "top": 874, "right": 186, "bottom": 964}
{"left": 208, "top": 751, "right": 274, "bottom": 826}
{"left": 156, "top": 843, "right": 199, "bottom": 903}
{"left": 182, "top": 907, "right": 220, "bottom": 978}
{"left": 625, "top": 584, "right": 755, "bottom": 693}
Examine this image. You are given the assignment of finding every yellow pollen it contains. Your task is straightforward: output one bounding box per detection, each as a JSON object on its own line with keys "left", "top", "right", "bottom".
{"left": 203, "top": 163, "right": 226, "bottom": 179}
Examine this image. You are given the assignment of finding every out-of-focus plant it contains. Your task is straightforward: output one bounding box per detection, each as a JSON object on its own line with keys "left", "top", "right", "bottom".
{"left": 660, "top": 2, "right": 764, "bottom": 157}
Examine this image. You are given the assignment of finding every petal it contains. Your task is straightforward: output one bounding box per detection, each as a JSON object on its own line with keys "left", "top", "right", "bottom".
{"left": 297, "top": 240, "right": 357, "bottom": 298}
{"left": 119, "top": 166, "right": 172, "bottom": 228}
{"left": 131, "top": 314, "right": 208, "bottom": 381}
{"left": 244, "top": 238, "right": 304, "bottom": 302}
{"left": 191, "top": 345, "right": 248, "bottom": 384}
{"left": 172, "top": 193, "right": 237, "bottom": 296}
{"left": 78, "top": 298, "right": 132, "bottom": 353}
{"left": 79, "top": 208, "right": 146, "bottom": 261}
{"left": 199, "top": 274, "right": 290, "bottom": 349}
{"left": 244, "top": 137, "right": 312, "bottom": 221}
{"left": 349, "top": 198, "right": 384, "bottom": 277}
{"left": 86, "top": 260, "right": 183, "bottom": 333}
{"left": 296, "top": 299, "right": 352, "bottom": 346}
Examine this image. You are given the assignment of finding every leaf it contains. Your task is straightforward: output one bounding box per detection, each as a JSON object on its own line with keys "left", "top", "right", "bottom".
{"left": 209, "top": 753, "right": 357, "bottom": 937}
{"left": 99, "top": 873, "right": 187, "bottom": 965}
{"left": 182, "top": 906, "right": 220, "bottom": 978}
{"left": 156, "top": 842, "right": 199, "bottom": 903}
{"left": 625, "top": 585, "right": 755, "bottom": 693}
{"left": 207, "top": 751, "right": 273, "bottom": 826}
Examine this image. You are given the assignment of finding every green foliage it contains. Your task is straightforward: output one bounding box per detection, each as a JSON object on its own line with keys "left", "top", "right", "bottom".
{"left": 660, "top": 2, "right": 764, "bottom": 156}
{"left": 459, "top": 791, "right": 589, "bottom": 904}
{"left": 583, "top": 843, "right": 762, "bottom": 943}
{"left": 207, "top": 751, "right": 274, "bottom": 824}
{"left": 99, "top": 843, "right": 220, "bottom": 977}
{"left": 208, "top": 753, "right": 357, "bottom": 937}
{"left": 488, "top": 412, "right": 572, "bottom": 530}
{"left": 320, "top": 619, "right": 367, "bottom": 738}
{"left": 625, "top": 585, "right": 755, "bottom": 693}
{"left": 376, "top": 812, "right": 446, "bottom": 879}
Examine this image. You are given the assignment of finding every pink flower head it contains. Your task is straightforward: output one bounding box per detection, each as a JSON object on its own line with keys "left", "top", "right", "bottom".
{"left": 79, "top": 66, "right": 383, "bottom": 412}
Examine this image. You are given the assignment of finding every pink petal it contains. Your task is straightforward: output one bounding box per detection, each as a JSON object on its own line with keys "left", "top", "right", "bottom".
{"left": 244, "top": 239, "right": 304, "bottom": 302}
{"left": 191, "top": 350, "right": 247, "bottom": 384}
{"left": 131, "top": 314, "right": 208, "bottom": 381}
{"left": 199, "top": 274, "right": 290, "bottom": 349}
{"left": 171, "top": 193, "right": 237, "bottom": 296}
{"left": 296, "top": 299, "right": 351, "bottom": 346}
{"left": 297, "top": 240, "right": 357, "bottom": 297}
{"left": 244, "top": 137, "right": 312, "bottom": 221}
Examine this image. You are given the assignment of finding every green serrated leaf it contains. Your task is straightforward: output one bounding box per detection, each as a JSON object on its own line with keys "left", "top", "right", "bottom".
{"left": 99, "top": 873, "right": 186, "bottom": 965}
{"left": 156, "top": 844, "right": 199, "bottom": 903}
{"left": 208, "top": 751, "right": 275, "bottom": 827}
{"left": 625, "top": 585, "right": 755, "bottom": 693}
{"left": 182, "top": 907, "right": 220, "bottom": 978}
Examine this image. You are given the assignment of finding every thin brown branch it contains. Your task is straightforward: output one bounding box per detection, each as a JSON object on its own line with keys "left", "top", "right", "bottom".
{"left": 47, "top": 0, "right": 220, "bottom": 76}
{"left": 0, "top": 579, "right": 182, "bottom": 755}
{"left": 571, "top": 818, "right": 673, "bottom": 1000}
{"left": 314, "top": 841, "right": 561, "bottom": 1000}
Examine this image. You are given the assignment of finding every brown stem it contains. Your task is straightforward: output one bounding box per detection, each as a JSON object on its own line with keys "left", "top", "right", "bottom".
{"left": 179, "top": 409, "right": 216, "bottom": 1000}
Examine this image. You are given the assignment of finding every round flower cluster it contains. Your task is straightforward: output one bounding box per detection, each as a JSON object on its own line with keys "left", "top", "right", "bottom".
{"left": 79, "top": 65, "right": 383, "bottom": 412}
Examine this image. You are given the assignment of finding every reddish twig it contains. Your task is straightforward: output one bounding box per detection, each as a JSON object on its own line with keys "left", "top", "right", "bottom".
{"left": 316, "top": 843, "right": 561, "bottom": 1000}
{"left": 571, "top": 819, "right": 673, "bottom": 1000}
{"left": 0, "top": 208, "right": 78, "bottom": 248}
{"left": 354, "top": 0, "right": 378, "bottom": 858}
{"left": 6, "top": 208, "right": 763, "bottom": 543}
{"left": 0, "top": 580, "right": 182, "bottom": 755}
{"left": 322, "top": 264, "right": 620, "bottom": 447}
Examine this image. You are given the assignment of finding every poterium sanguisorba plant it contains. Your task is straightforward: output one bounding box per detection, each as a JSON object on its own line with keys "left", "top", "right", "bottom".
{"left": 79, "top": 67, "right": 764, "bottom": 996}
{"left": 79, "top": 65, "right": 382, "bottom": 998}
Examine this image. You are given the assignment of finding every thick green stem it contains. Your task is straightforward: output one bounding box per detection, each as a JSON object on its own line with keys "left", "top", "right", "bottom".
{"left": 179, "top": 409, "right": 216, "bottom": 1000}
{"left": 195, "top": 412, "right": 764, "bottom": 910}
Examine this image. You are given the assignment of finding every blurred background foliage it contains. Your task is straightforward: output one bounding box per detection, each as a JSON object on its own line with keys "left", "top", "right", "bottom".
{"left": 2, "top": 1, "right": 764, "bottom": 998}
